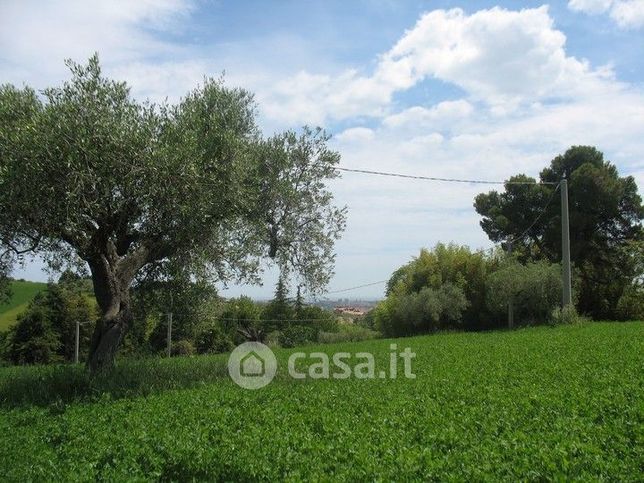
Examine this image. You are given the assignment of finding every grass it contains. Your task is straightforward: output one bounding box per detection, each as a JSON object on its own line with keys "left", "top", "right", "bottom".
{"left": 0, "top": 280, "right": 47, "bottom": 331}
{"left": 0, "top": 321, "right": 642, "bottom": 480}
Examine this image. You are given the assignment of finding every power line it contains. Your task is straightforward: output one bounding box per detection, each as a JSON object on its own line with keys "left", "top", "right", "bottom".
{"left": 335, "top": 166, "right": 559, "bottom": 185}
{"left": 324, "top": 279, "right": 388, "bottom": 294}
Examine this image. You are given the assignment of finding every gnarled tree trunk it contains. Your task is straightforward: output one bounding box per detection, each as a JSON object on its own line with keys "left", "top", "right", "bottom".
{"left": 86, "top": 245, "right": 150, "bottom": 373}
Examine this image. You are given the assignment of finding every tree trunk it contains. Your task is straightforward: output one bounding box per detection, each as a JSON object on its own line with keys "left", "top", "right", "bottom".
{"left": 86, "top": 253, "right": 136, "bottom": 373}
{"left": 87, "top": 293, "right": 132, "bottom": 373}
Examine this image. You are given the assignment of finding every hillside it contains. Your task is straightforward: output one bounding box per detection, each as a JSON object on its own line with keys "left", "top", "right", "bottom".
{"left": 0, "top": 280, "right": 47, "bottom": 331}
{"left": 0, "top": 321, "right": 641, "bottom": 480}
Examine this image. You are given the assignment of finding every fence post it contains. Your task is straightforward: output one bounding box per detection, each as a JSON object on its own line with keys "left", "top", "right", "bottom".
{"left": 74, "top": 319, "right": 80, "bottom": 364}
{"left": 166, "top": 312, "right": 173, "bottom": 357}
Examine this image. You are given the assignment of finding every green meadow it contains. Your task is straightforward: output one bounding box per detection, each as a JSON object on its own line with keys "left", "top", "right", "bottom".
{"left": 0, "top": 321, "right": 641, "bottom": 481}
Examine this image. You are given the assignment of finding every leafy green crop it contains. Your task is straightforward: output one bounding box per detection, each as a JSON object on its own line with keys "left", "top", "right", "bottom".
{"left": 0, "top": 322, "right": 641, "bottom": 480}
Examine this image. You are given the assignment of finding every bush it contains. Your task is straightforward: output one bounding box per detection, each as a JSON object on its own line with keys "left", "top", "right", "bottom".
{"left": 486, "top": 261, "right": 562, "bottom": 326}
{"left": 385, "top": 243, "right": 496, "bottom": 330}
{"left": 278, "top": 325, "right": 318, "bottom": 348}
{"left": 7, "top": 304, "right": 61, "bottom": 365}
{"left": 374, "top": 283, "right": 469, "bottom": 337}
{"left": 318, "top": 324, "right": 379, "bottom": 344}
{"left": 549, "top": 305, "right": 586, "bottom": 326}
{"left": 171, "top": 340, "right": 195, "bottom": 357}
{"left": 196, "top": 325, "right": 234, "bottom": 354}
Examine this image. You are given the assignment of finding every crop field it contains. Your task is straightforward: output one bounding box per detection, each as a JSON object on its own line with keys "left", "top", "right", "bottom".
{"left": 0, "top": 321, "right": 642, "bottom": 480}
{"left": 0, "top": 280, "right": 47, "bottom": 331}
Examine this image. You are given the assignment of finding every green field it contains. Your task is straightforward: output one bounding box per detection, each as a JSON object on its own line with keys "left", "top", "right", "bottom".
{"left": 0, "top": 280, "right": 47, "bottom": 331}
{"left": 0, "top": 321, "right": 642, "bottom": 480}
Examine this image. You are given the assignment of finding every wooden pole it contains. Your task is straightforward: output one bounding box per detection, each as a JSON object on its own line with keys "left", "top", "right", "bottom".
{"left": 74, "top": 319, "right": 80, "bottom": 364}
{"left": 166, "top": 312, "right": 173, "bottom": 357}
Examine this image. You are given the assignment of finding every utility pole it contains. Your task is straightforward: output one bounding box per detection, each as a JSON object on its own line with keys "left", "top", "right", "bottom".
{"left": 166, "top": 312, "right": 173, "bottom": 357}
{"left": 507, "top": 240, "right": 514, "bottom": 329}
{"left": 74, "top": 319, "right": 80, "bottom": 364}
{"left": 561, "top": 177, "right": 572, "bottom": 306}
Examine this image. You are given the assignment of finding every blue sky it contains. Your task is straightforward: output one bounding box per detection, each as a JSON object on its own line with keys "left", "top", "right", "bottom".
{"left": 1, "top": 0, "right": 643, "bottom": 299}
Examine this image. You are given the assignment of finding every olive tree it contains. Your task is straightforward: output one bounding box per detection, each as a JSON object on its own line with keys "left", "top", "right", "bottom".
{"left": 0, "top": 56, "right": 346, "bottom": 371}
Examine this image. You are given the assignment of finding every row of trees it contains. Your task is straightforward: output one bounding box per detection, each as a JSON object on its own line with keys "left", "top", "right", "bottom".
{"left": 374, "top": 239, "right": 642, "bottom": 338}
{"left": 375, "top": 244, "right": 548, "bottom": 336}
{"left": 0, "top": 56, "right": 346, "bottom": 372}
{"left": 0, "top": 273, "right": 345, "bottom": 365}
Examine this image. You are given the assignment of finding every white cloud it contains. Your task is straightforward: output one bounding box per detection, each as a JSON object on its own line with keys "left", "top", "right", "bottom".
{"left": 261, "top": 6, "right": 617, "bottom": 125}
{"left": 568, "top": 0, "right": 614, "bottom": 14}
{"left": 0, "top": 0, "right": 194, "bottom": 87}
{"left": 335, "top": 127, "right": 376, "bottom": 143}
{"left": 568, "top": 0, "right": 644, "bottom": 29}
{"left": 610, "top": 0, "right": 644, "bottom": 27}
{"left": 383, "top": 100, "right": 473, "bottom": 128}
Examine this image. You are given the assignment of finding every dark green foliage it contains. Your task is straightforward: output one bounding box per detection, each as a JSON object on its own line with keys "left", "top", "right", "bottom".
{"left": 616, "top": 283, "right": 644, "bottom": 320}
{"left": 196, "top": 324, "right": 233, "bottom": 354}
{"left": 475, "top": 146, "right": 643, "bottom": 319}
{"left": 295, "top": 305, "right": 337, "bottom": 333}
{"left": 5, "top": 284, "right": 94, "bottom": 364}
{"left": 44, "top": 284, "right": 95, "bottom": 361}
{"left": 136, "top": 277, "right": 218, "bottom": 353}
{"left": 486, "top": 260, "right": 563, "bottom": 325}
{"left": 261, "top": 277, "right": 293, "bottom": 332}
{"left": 0, "top": 322, "right": 640, "bottom": 480}
{"left": 7, "top": 303, "right": 60, "bottom": 364}
{"left": 354, "top": 309, "right": 376, "bottom": 330}
{"left": 219, "top": 296, "right": 263, "bottom": 344}
{"left": 549, "top": 305, "right": 587, "bottom": 325}
{"left": 171, "top": 340, "right": 195, "bottom": 357}
{"left": 278, "top": 325, "right": 318, "bottom": 348}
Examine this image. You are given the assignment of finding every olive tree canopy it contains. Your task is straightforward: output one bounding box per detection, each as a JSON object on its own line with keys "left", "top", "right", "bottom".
{"left": 0, "top": 56, "right": 346, "bottom": 371}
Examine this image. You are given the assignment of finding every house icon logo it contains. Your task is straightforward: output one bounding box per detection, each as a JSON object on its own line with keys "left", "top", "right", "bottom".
{"left": 228, "top": 342, "right": 277, "bottom": 389}
{"left": 240, "top": 351, "right": 265, "bottom": 377}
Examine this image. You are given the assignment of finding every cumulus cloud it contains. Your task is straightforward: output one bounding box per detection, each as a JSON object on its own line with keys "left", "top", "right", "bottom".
{"left": 383, "top": 100, "right": 473, "bottom": 129}
{"left": 568, "top": 0, "right": 644, "bottom": 29}
{"left": 262, "top": 6, "right": 618, "bottom": 125}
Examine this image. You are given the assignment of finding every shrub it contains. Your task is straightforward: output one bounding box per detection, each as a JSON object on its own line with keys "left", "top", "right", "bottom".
{"left": 549, "top": 305, "right": 586, "bottom": 326}
{"left": 218, "top": 296, "right": 263, "bottom": 344}
{"left": 278, "top": 325, "right": 318, "bottom": 348}
{"left": 196, "top": 325, "right": 234, "bottom": 354}
{"left": 374, "top": 283, "right": 469, "bottom": 337}
{"left": 171, "top": 340, "right": 195, "bottom": 357}
{"left": 385, "top": 243, "right": 496, "bottom": 330}
{"left": 7, "top": 304, "right": 61, "bottom": 365}
{"left": 4, "top": 284, "right": 95, "bottom": 365}
{"left": 486, "top": 260, "right": 562, "bottom": 326}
